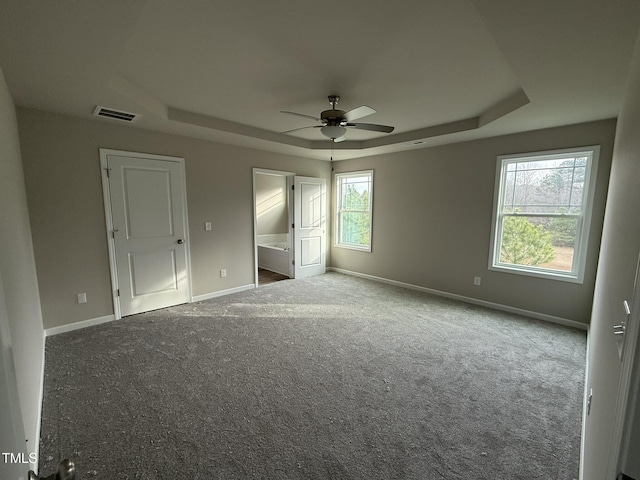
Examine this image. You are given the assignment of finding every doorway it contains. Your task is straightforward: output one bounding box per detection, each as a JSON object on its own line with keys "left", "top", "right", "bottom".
{"left": 253, "top": 169, "right": 294, "bottom": 286}
{"left": 252, "top": 168, "right": 327, "bottom": 287}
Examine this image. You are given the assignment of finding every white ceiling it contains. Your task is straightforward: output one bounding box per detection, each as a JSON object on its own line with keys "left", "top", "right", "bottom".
{"left": 1, "top": 0, "right": 639, "bottom": 160}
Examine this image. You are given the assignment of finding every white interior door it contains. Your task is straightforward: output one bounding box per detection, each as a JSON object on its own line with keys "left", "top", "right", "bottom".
{"left": 102, "top": 150, "right": 190, "bottom": 317}
{"left": 608, "top": 255, "right": 640, "bottom": 478}
{"left": 0, "top": 273, "right": 29, "bottom": 480}
{"left": 293, "top": 176, "right": 326, "bottom": 279}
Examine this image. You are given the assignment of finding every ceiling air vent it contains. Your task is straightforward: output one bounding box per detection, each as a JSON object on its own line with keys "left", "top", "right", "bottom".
{"left": 93, "top": 106, "right": 140, "bottom": 123}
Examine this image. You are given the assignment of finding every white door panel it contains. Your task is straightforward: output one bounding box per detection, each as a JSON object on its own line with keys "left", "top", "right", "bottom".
{"left": 128, "top": 249, "right": 179, "bottom": 295}
{"left": 123, "top": 168, "right": 174, "bottom": 237}
{"left": 103, "top": 151, "right": 190, "bottom": 316}
{"left": 294, "top": 176, "right": 326, "bottom": 278}
{"left": 0, "top": 273, "right": 29, "bottom": 480}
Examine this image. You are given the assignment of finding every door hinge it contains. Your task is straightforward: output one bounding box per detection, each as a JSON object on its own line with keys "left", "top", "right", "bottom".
{"left": 116, "top": 289, "right": 120, "bottom": 297}
{"left": 291, "top": 184, "right": 295, "bottom": 190}
{"left": 104, "top": 167, "right": 112, "bottom": 177}
{"left": 292, "top": 260, "right": 295, "bottom": 265}
{"left": 291, "top": 223, "right": 294, "bottom": 229}
{"left": 111, "top": 228, "right": 119, "bottom": 239}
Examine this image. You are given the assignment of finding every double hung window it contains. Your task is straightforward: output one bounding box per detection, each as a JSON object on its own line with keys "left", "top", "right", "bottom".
{"left": 335, "top": 171, "right": 373, "bottom": 251}
{"left": 490, "top": 146, "right": 599, "bottom": 282}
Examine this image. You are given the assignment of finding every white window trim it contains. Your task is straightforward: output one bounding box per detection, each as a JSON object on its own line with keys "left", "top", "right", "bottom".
{"left": 488, "top": 146, "right": 600, "bottom": 283}
{"left": 335, "top": 170, "right": 374, "bottom": 252}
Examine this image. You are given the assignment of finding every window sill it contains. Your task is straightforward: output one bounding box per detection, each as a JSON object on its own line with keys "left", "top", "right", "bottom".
{"left": 489, "top": 263, "right": 583, "bottom": 284}
{"left": 335, "top": 243, "right": 371, "bottom": 253}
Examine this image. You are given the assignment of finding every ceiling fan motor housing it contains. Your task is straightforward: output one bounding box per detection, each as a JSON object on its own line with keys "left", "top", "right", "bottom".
{"left": 321, "top": 109, "right": 346, "bottom": 126}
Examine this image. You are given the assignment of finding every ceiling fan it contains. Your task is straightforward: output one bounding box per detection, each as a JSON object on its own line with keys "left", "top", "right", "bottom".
{"left": 281, "top": 95, "right": 394, "bottom": 142}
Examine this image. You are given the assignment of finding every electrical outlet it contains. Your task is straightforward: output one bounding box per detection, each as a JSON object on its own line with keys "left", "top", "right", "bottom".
{"left": 77, "top": 292, "right": 87, "bottom": 303}
{"left": 220, "top": 269, "right": 227, "bottom": 278}
{"left": 473, "top": 277, "right": 481, "bottom": 286}
{"left": 205, "top": 222, "right": 212, "bottom": 231}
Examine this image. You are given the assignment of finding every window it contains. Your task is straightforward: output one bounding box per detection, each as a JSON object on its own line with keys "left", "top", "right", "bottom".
{"left": 335, "top": 171, "right": 373, "bottom": 251}
{"left": 489, "top": 146, "right": 599, "bottom": 283}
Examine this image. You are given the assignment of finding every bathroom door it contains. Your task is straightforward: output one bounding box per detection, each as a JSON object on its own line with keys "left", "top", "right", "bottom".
{"left": 293, "top": 176, "right": 326, "bottom": 279}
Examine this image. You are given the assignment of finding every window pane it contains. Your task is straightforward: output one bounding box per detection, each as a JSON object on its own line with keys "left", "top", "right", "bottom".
{"left": 499, "top": 215, "right": 577, "bottom": 272}
{"left": 341, "top": 176, "right": 372, "bottom": 211}
{"left": 501, "top": 157, "right": 588, "bottom": 214}
{"left": 340, "top": 212, "right": 371, "bottom": 246}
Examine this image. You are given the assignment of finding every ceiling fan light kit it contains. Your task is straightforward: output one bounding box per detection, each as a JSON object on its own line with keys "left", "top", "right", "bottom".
{"left": 281, "top": 95, "right": 394, "bottom": 143}
{"left": 321, "top": 125, "right": 347, "bottom": 141}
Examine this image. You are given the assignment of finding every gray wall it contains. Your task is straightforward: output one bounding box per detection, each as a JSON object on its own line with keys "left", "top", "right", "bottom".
{"left": 18, "top": 109, "right": 615, "bottom": 331}
{"left": 17, "top": 108, "right": 331, "bottom": 329}
{"left": 583, "top": 31, "right": 640, "bottom": 480}
{"left": 0, "top": 67, "right": 45, "bottom": 463}
{"left": 332, "top": 119, "right": 616, "bottom": 324}
{"left": 255, "top": 172, "right": 289, "bottom": 236}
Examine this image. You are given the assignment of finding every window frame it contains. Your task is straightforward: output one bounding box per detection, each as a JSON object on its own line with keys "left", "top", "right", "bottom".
{"left": 335, "top": 170, "right": 374, "bottom": 252}
{"left": 489, "top": 146, "right": 600, "bottom": 283}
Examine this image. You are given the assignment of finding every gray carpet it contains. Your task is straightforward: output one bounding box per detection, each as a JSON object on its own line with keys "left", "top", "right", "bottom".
{"left": 39, "top": 273, "right": 586, "bottom": 479}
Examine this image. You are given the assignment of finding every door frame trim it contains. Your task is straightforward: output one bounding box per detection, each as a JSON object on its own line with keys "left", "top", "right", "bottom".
{"left": 607, "top": 254, "right": 640, "bottom": 477}
{"left": 252, "top": 168, "right": 295, "bottom": 287}
{"left": 100, "top": 149, "right": 192, "bottom": 319}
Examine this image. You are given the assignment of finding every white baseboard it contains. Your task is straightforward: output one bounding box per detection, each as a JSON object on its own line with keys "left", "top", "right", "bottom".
{"left": 44, "top": 284, "right": 256, "bottom": 337}
{"left": 328, "top": 267, "right": 588, "bottom": 331}
{"left": 192, "top": 283, "right": 255, "bottom": 303}
{"left": 44, "top": 314, "right": 116, "bottom": 337}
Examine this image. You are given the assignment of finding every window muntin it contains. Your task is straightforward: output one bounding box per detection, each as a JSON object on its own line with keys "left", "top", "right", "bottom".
{"left": 490, "top": 147, "right": 599, "bottom": 282}
{"left": 335, "top": 171, "right": 373, "bottom": 251}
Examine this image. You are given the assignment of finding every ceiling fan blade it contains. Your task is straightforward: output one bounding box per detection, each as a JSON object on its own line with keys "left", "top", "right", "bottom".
{"left": 281, "top": 125, "right": 322, "bottom": 134}
{"left": 343, "top": 105, "right": 376, "bottom": 122}
{"left": 280, "top": 111, "right": 322, "bottom": 122}
{"left": 346, "top": 122, "right": 394, "bottom": 133}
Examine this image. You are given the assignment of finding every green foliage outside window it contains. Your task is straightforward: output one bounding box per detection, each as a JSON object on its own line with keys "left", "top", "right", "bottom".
{"left": 547, "top": 216, "right": 578, "bottom": 247}
{"left": 500, "top": 216, "right": 554, "bottom": 266}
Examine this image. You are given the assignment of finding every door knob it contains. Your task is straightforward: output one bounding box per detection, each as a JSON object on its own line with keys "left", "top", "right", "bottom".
{"left": 29, "top": 459, "right": 75, "bottom": 480}
{"left": 177, "top": 239, "right": 184, "bottom": 244}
